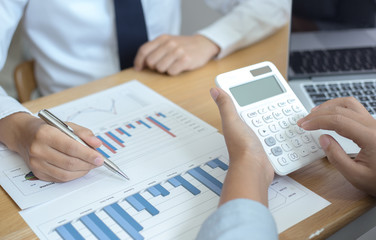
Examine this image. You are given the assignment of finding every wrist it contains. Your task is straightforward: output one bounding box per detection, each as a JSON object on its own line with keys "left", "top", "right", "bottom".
{"left": 195, "top": 34, "right": 220, "bottom": 59}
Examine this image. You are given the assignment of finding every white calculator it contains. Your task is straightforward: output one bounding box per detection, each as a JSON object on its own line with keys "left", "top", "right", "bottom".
{"left": 215, "top": 61, "right": 325, "bottom": 175}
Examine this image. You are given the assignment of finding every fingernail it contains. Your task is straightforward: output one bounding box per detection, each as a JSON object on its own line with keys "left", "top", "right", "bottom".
{"left": 319, "top": 135, "right": 330, "bottom": 150}
{"left": 300, "top": 120, "right": 310, "bottom": 129}
{"left": 94, "top": 157, "right": 104, "bottom": 166}
{"left": 210, "top": 88, "right": 219, "bottom": 100}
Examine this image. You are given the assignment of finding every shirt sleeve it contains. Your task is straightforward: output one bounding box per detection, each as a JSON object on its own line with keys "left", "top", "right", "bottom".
{"left": 199, "top": 0, "right": 291, "bottom": 59}
{"left": 0, "top": 87, "right": 31, "bottom": 120}
{"left": 196, "top": 199, "right": 278, "bottom": 240}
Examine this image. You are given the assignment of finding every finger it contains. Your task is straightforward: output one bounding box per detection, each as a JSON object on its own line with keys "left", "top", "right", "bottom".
{"left": 166, "top": 55, "right": 192, "bottom": 76}
{"left": 319, "top": 135, "right": 370, "bottom": 186}
{"left": 300, "top": 114, "right": 372, "bottom": 148}
{"left": 144, "top": 40, "right": 181, "bottom": 70}
{"left": 155, "top": 47, "right": 184, "bottom": 73}
{"left": 134, "top": 35, "right": 169, "bottom": 70}
{"left": 68, "top": 122, "right": 102, "bottom": 148}
{"left": 210, "top": 87, "right": 241, "bottom": 125}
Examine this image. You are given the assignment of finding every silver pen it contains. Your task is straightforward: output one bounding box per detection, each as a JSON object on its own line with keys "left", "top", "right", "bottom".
{"left": 38, "top": 109, "right": 129, "bottom": 180}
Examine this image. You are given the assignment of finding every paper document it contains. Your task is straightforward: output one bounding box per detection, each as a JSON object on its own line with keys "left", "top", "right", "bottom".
{"left": 0, "top": 80, "right": 330, "bottom": 239}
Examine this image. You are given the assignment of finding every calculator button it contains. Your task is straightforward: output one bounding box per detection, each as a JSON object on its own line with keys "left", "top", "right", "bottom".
{"left": 287, "top": 99, "right": 296, "bottom": 104}
{"left": 263, "top": 114, "right": 274, "bottom": 123}
{"left": 309, "top": 144, "right": 319, "bottom": 153}
{"left": 277, "top": 157, "right": 288, "bottom": 166}
{"left": 282, "top": 107, "right": 293, "bottom": 116}
{"left": 288, "top": 152, "right": 300, "bottom": 161}
{"left": 279, "top": 120, "right": 290, "bottom": 129}
{"left": 281, "top": 143, "right": 292, "bottom": 152}
{"left": 275, "top": 133, "right": 286, "bottom": 142}
{"left": 273, "top": 111, "right": 283, "bottom": 120}
{"left": 264, "top": 136, "right": 276, "bottom": 146}
{"left": 271, "top": 146, "right": 283, "bottom": 156}
{"left": 258, "top": 108, "right": 267, "bottom": 114}
{"left": 289, "top": 115, "right": 299, "bottom": 125}
{"left": 278, "top": 101, "right": 287, "bottom": 107}
{"left": 294, "top": 126, "right": 305, "bottom": 134}
{"left": 258, "top": 127, "right": 270, "bottom": 137}
{"left": 297, "top": 148, "right": 310, "bottom": 157}
{"left": 301, "top": 134, "right": 312, "bottom": 143}
{"left": 247, "top": 111, "right": 257, "bottom": 118}
{"left": 269, "top": 123, "right": 279, "bottom": 133}
{"left": 285, "top": 129, "right": 296, "bottom": 138}
{"left": 252, "top": 118, "right": 263, "bottom": 127}
{"left": 291, "top": 138, "right": 303, "bottom": 148}
{"left": 292, "top": 105, "right": 302, "bottom": 112}
{"left": 268, "top": 105, "right": 277, "bottom": 111}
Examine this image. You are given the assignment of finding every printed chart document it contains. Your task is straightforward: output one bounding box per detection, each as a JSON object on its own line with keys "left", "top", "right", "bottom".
{"left": 0, "top": 80, "right": 330, "bottom": 239}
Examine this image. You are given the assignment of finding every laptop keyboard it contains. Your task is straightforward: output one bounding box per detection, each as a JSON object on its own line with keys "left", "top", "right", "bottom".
{"left": 303, "top": 80, "right": 376, "bottom": 114}
{"left": 290, "top": 47, "right": 376, "bottom": 74}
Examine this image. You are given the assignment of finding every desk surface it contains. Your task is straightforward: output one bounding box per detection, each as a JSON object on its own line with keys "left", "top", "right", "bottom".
{"left": 1, "top": 25, "right": 375, "bottom": 240}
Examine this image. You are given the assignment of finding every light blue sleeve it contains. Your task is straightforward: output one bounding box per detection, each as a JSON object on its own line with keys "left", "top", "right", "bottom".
{"left": 196, "top": 199, "right": 278, "bottom": 240}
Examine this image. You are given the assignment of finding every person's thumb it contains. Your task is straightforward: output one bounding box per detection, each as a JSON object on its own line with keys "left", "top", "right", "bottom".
{"left": 210, "top": 87, "right": 239, "bottom": 124}
{"left": 319, "top": 134, "right": 357, "bottom": 179}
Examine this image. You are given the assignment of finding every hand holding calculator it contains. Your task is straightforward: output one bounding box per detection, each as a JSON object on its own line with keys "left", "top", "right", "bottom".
{"left": 216, "top": 62, "right": 325, "bottom": 175}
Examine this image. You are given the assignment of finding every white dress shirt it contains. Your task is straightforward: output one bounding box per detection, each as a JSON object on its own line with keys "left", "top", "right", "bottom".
{"left": 0, "top": 0, "right": 291, "bottom": 121}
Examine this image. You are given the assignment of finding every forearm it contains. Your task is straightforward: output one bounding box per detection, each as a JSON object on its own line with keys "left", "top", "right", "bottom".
{"left": 219, "top": 155, "right": 271, "bottom": 207}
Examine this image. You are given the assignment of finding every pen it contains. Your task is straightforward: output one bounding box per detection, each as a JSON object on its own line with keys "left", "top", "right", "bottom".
{"left": 38, "top": 109, "right": 130, "bottom": 180}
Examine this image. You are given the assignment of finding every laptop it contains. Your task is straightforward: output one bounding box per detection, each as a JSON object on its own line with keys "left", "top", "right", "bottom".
{"left": 287, "top": 0, "right": 376, "bottom": 154}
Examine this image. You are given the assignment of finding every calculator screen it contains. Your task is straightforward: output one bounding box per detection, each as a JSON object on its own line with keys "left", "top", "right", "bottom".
{"left": 229, "top": 75, "right": 285, "bottom": 107}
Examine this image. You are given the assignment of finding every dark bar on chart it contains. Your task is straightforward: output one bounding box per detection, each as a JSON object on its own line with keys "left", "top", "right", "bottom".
{"left": 147, "top": 186, "right": 161, "bottom": 197}
{"left": 213, "top": 159, "right": 229, "bottom": 170}
{"left": 103, "top": 203, "right": 144, "bottom": 240}
{"left": 97, "top": 136, "right": 117, "bottom": 153}
{"left": 105, "top": 132, "right": 125, "bottom": 147}
{"left": 188, "top": 167, "right": 222, "bottom": 196}
{"left": 80, "top": 213, "right": 119, "bottom": 240}
{"left": 125, "top": 195, "right": 145, "bottom": 211}
{"left": 147, "top": 117, "right": 176, "bottom": 137}
{"left": 168, "top": 177, "right": 181, "bottom": 187}
{"left": 133, "top": 193, "right": 159, "bottom": 216}
{"left": 56, "top": 222, "right": 85, "bottom": 240}
{"left": 128, "top": 124, "right": 136, "bottom": 129}
{"left": 116, "top": 127, "right": 131, "bottom": 137}
{"left": 206, "top": 160, "right": 218, "bottom": 169}
{"left": 137, "top": 120, "right": 151, "bottom": 128}
{"left": 154, "top": 184, "right": 170, "bottom": 197}
{"left": 156, "top": 112, "right": 166, "bottom": 118}
{"left": 174, "top": 175, "right": 201, "bottom": 195}
{"left": 96, "top": 148, "right": 110, "bottom": 158}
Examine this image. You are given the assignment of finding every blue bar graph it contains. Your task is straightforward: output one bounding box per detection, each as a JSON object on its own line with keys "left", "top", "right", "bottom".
{"left": 96, "top": 148, "right": 110, "bottom": 158}
{"left": 147, "top": 116, "right": 170, "bottom": 131}
{"left": 147, "top": 186, "right": 161, "bottom": 197}
{"left": 133, "top": 193, "right": 159, "bottom": 216}
{"left": 167, "top": 177, "right": 181, "bottom": 187}
{"left": 206, "top": 160, "right": 218, "bottom": 169}
{"left": 213, "top": 159, "right": 229, "bottom": 170}
{"left": 188, "top": 167, "right": 223, "bottom": 196}
{"left": 104, "top": 204, "right": 144, "bottom": 240}
{"left": 118, "top": 127, "right": 132, "bottom": 137}
{"left": 107, "top": 131, "right": 124, "bottom": 143}
{"left": 97, "top": 135, "right": 117, "bottom": 151}
{"left": 126, "top": 195, "right": 145, "bottom": 211}
{"left": 128, "top": 124, "right": 135, "bottom": 129}
{"left": 138, "top": 120, "right": 151, "bottom": 128}
{"left": 174, "top": 175, "right": 201, "bottom": 195}
{"left": 158, "top": 112, "right": 166, "bottom": 118}
{"left": 80, "top": 213, "right": 119, "bottom": 240}
{"left": 56, "top": 223, "right": 84, "bottom": 240}
{"left": 154, "top": 184, "right": 170, "bottom": 197}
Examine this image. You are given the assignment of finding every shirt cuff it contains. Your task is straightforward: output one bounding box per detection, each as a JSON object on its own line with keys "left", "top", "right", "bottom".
{"left": 0, "top": 88, "right": 31, "bottom": 120}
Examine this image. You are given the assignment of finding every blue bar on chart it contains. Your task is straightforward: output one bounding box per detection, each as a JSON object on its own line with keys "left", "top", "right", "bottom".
{"left": 116, "top": 127, "right": 131, "bottom": 137}
{"left": 147, "top": 186, "right": 161, "bottom": 197}
{"left": 146, "top": 116, "right": 176, "bottom": 137}
{"left": 105, "top": 132, "right": 125, "bottom": 148}
{"left": 80, "top": 213, "right": 119, "bottom": 240}
{"left": 154, "top": 184, "right": 170, "bottom": 197}
{"left": 126, "top": 194, "right": 159, "bottom": 216}
{"left": 96, "top": 148, "right": 110, "bottom": 158}
{"left": 188, "top": 167, "right": 223, "bottom": 196}
{"left": 206, "top": 160, "right": 218, "bottom": 169}
{"left": 173, "top": 175, "right": 201, "bottom": 195}
{"left": 56, "top": 222, "right": 85, "bottom": 240}
{"left": 97, "top": 135, "right": 117, "bottom": 154}
{"left": 127, "top": 124, "right": 136, "bottom": 129}
{"left": 103, "top": 203, "right": 144, "bottom": 240}
{"left": 136, "top": 120, "right": 151, "bottom": 129}
{"left": 207, "top": 158, "right": 229, "bottom": 171}
{"left": 156, "top": 112, "right": 166, "bottom": 118}
{"left": 167, "top": 177, "right": 181, "bottom": 187}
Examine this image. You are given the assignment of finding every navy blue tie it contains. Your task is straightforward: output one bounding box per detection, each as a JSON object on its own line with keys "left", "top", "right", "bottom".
{"left": 114, "top": 0, "right": 148, "bottom": 69}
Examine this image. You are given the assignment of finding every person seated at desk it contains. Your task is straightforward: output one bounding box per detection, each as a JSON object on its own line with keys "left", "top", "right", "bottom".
{"left": 0, "top": 0, "right": 291, "bottom": 182}
{"left": 195, "top": 88, "right": 376, "bottom": 239}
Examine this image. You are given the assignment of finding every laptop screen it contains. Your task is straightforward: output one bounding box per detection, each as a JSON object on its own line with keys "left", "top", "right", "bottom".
{"left": 288, "top": 0, "right": 376, "bottom": 79}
